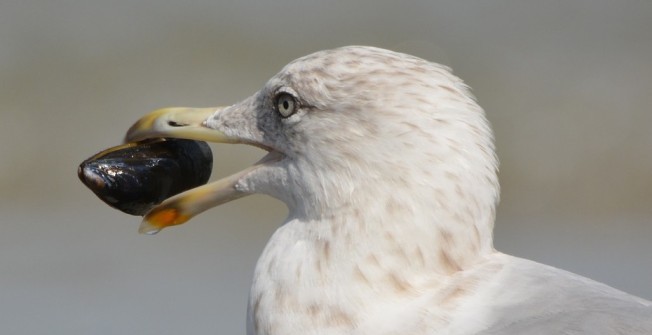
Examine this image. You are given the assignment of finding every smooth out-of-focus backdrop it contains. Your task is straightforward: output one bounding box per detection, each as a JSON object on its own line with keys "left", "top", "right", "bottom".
{"left": 1, "top": 1, "right": 650, "bottom": 334}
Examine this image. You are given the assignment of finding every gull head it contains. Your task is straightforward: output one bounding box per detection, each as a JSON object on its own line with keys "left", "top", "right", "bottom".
{"left": 125, "top": 46, "right": 499, "bottom": 253}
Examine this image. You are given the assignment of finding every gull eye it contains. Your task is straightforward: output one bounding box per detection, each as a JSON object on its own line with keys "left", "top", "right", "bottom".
{"left": 275, "top": 93, "right": 297, "bottom": 118}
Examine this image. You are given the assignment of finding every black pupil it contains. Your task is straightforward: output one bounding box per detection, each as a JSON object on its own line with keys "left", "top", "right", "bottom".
{"left": 282, "top": 99, "right": 290, "bottom": 110}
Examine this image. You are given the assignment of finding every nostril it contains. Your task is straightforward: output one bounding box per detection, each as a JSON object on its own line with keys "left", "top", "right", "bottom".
{"left": 168, "top": 121, "right": 186, "bottom": 127}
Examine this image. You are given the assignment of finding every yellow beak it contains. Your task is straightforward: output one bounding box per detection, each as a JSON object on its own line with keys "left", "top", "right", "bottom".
{"left": 125, "top": 107, "right": 235, "bottom": 143}
{"left": 125, "top": 107, "right": 256, "bottom": 234}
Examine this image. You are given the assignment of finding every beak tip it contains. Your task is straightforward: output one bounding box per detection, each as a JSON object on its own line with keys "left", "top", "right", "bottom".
{"left": 124, "top": 120, "right": 149, "bottom": 143}
{"left": 139, "top": 221, "right": 162, "bottom": 235}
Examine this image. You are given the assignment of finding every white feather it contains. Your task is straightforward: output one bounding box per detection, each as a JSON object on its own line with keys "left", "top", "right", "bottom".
{"left": 204, "top": 46, "right": 650, "bottom": 335}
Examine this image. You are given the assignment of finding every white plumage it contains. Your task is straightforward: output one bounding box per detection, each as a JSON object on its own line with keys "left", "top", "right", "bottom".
{"left": 127, "top": 46, "right": 652, "bottom": 334}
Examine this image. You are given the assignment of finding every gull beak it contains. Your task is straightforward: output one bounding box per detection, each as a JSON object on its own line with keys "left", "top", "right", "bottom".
{"left": 126, "top": 107, "right": 236, "bottom": 143}
{"left": 125, "top": 107, "right": 261, "bottom": 234}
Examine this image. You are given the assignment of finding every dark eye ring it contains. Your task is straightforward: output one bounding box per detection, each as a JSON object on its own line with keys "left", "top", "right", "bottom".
{"left": 275, "top": 93, "right": 297, "bottom": 118}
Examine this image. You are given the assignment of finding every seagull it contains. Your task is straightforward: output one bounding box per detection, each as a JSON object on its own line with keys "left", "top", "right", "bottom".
{"left": 125, "top": 46, "right": 652, "bottom": 334}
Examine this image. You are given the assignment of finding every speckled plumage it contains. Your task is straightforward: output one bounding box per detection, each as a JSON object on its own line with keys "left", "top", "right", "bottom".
{"left": 206, "top": 46, "right": 651, "bottom": 335}
{"left": 128, "top": 46, "right": 652, "bottom": 334}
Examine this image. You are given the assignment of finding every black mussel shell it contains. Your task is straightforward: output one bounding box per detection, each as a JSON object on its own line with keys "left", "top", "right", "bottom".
{"left": 78, "top": 138, "right": 212, "bottom": 216}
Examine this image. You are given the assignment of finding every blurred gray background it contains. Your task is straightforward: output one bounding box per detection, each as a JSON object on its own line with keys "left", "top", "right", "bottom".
{"left": 1, "top": 1, "right": 651, "bottom": 334}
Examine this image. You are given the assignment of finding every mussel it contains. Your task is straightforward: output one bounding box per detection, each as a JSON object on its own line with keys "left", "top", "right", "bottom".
{"left": 78, "top": 138, "right": 212, "bottom": 216}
